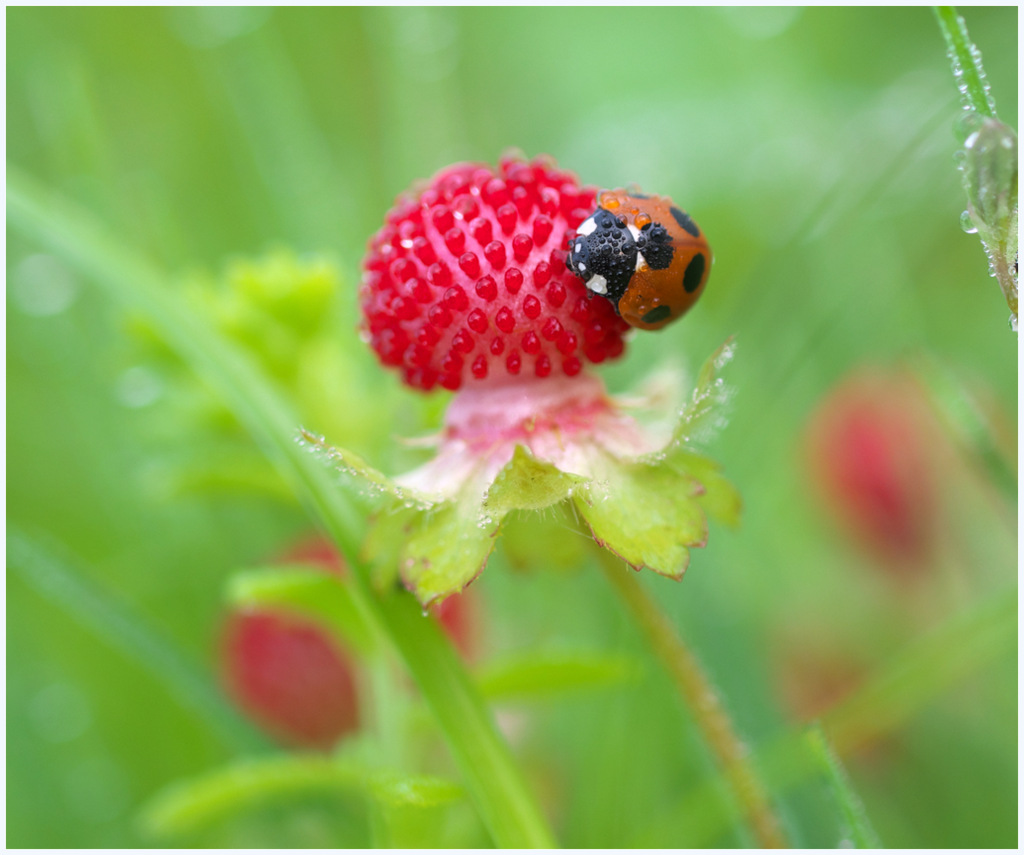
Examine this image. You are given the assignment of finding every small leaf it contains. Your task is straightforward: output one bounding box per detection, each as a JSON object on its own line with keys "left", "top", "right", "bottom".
{"left": 227, "top": 565, "right": 376, "bottom": 654}
{"left": 477, "top": 650, "right": 641, "bottom": 701}
{"left": 575, "top": 455, "right": 707, "bottom": 579}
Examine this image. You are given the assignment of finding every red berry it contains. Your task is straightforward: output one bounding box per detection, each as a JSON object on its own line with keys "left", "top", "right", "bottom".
{"left": 360, "top": 156, "right": 631, "bottom": 391}
{"left": 222, "top": 610, "right": 360, "bottom": 750}
{"left": 804, "top": 370, "right": 940, "bottom": 576}
{"left": 222, "top": 536, "right": 485, "bottom": 748}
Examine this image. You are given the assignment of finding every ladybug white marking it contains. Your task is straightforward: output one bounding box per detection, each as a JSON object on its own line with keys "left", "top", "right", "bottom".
{"left": 586, "top": 274, "right": 608, "bottom": 295}
{"left": 577, "top": 217, "right": 598, "bottom": 237}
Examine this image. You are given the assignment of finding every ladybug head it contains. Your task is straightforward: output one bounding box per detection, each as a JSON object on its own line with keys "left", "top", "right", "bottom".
{"left": 567, "top": 208, "right": 638, "bottom": 305}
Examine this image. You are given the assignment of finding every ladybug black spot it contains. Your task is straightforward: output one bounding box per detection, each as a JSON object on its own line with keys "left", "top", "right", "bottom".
{"left": 683, "top": 253, "right": 706, "bottom": 293}
{"left": 670, "top": 206, "right": 701, "bottom": 238}
{"left": 636, "top": 222, "right": 674, "bottom": 270}
{"left": 641, "top": 305, "right": 672, "bottom": 325}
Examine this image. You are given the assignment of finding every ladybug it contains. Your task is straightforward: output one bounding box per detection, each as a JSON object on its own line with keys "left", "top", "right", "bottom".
{"left": 566, "top": 190, "right": 712, "bottom": 330}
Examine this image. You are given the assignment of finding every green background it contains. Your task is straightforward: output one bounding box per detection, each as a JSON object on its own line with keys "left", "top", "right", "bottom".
{"left": 7, "top": 7, "right": 1017, "bottom": 848}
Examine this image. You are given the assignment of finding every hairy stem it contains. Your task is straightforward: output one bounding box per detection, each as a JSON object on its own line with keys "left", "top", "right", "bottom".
{"left": 597, "top": 551, "right": 786, "bottom": 848}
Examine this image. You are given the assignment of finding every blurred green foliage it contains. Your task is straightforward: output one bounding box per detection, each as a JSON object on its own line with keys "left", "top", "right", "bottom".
{"left": 7, "top": 7, "right": 1017, "bottom": 848}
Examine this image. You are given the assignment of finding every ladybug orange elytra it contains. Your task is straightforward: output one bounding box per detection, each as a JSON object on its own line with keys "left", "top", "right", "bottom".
{"left": 566, "top": 190, "right": 712, "bottom": 330}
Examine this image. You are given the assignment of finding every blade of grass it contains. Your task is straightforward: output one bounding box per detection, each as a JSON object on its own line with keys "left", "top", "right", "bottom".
{"left": 6, "top": 526, "right": 269, "bottom": 754}
{"left": 7, "top": 170, "right": 556, "bottom": 848}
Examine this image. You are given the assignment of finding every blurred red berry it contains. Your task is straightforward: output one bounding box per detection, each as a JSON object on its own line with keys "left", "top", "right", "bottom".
{"left": 222, "top": 610, "right": 360, "bottom": 750}
{"left": 360, "top": 154, "right": 631, "bottom": 391}
{"left": 804, "top": 369, "right": 940, "bottom": 576}
{"left": 221, "top": 537, "right": 483, "bottom": 747}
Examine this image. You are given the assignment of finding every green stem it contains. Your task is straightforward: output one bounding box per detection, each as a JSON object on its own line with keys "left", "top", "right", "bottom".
{"left": 596, "top": 551, "right": 787, "bottom": 848}
{"left": 933, "top": 7, "right": 996, "bottom": 118}
{"left": 6, "top": 170, "right": 555, "bottom": 849}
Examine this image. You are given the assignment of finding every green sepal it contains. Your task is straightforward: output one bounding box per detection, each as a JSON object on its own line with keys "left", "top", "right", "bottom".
{"left": 574, "top": 455, "right": 708, "bottom": 580}
{"left": 369, "top": 445, "right": 587, "bottom": 606}
{"left": 499, "top": 502, "right": 592, "bottom": 576}
{"left": 671, "top": 336, "right": 735, "bottom": 447}
{"left": 664, "top": 450, "right": 742, "bottom": 529}
{"left": 398, "top": 500, "right": 499, "bottom": 608}
{"left": 300, "top": 429, "right": 431, "bottom": 508}
{"left": 483, "top": 444, "right": 586, "bottom": 517}
{"left": 959, "top": 115, "right": 1018, "bottom": 246}
{"left": 313, "top": 345, "right": 739, "bottom": 603}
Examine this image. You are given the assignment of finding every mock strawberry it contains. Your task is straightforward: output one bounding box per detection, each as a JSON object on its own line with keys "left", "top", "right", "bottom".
{"left": 360, "top": 155, "right": 630, "bottom": 391}
{"left": 804, "top": 369, "right": 940, "bottom": 574}
{"left": 220, "top": 536, "right": 485, "bottom": 747}
{"left": 221, "top": 610, "right": 360, "bottom": 750}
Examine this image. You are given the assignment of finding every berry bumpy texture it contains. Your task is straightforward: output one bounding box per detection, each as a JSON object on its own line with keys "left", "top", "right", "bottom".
{"left": 361, "top": 156, "right": 631, "bottom": 391}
